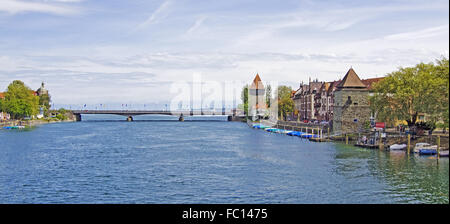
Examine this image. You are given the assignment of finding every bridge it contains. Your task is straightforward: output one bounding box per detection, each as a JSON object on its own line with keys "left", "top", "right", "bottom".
{"left": 71, "top": 109, "right": 242, "bottom": 121}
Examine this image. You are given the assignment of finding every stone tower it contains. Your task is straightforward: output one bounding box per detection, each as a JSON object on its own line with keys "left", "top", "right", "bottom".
{"left": 332, "top": 68, "right": 370, "bottom": 134}
{"left": 249, "top": 74, "right": 266, "bottom": 117}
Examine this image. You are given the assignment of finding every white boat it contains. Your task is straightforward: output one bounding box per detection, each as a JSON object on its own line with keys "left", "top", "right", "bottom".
{"left": 413, "top": 143, "right": 437, "bottom": 153}
{"left": 390, "top": 144, "right": 407, "bottom": 150}
{"left": 279, "top": 130, "right": 293, "bottom": 134}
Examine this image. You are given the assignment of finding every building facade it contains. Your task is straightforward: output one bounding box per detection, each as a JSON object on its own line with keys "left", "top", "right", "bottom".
{"left": 292, "top": 79, "right": 323, "bottom": 121}
{"left": 332, "top": 68, "right": 371, "bottom": 134}
{"left": 292, "top": 71, "right": 383, "bottom": 129}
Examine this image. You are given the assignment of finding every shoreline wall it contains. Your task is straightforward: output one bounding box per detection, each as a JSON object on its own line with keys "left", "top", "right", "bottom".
{"left": 1, "top": 118, "right": 76, "bottom": 128}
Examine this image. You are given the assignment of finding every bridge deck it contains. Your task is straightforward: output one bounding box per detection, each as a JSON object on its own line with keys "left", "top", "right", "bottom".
{"left": 71, "top": 110, "right": 237, "bottom": 116}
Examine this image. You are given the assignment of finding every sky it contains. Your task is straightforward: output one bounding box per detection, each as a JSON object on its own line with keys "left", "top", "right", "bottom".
{"left": 0, "top": 0, "right": 448, "bottom": 109}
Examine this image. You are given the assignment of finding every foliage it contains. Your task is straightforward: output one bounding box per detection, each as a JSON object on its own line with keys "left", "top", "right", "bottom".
{"left": 56, "top": 113, "right": 67, "bottom": 121}
{"left": 277, "top": 85, "right": 294, "bottom": 120}
{"left": 265, "top": 85, "right": 272, "bottom": 108}
{"left": 370, "top": 57, "right": 449, "bottom": 127}
{"left": 39, "top": 93, "right": 51, "bottom": 115}
{"left": 415, "top": 121, "right": 436, "bottom": 131}
{"left": 363, "top": 120, "right": 371, "bottom": 130}
{"left": 240, "top": 84, "right": 249, "bottom": 115}
{"left": 1, "top": 80, "right": 39, "bottom": 119}
{"left": 58, "top": 108, "right": 67, "bottom": 114}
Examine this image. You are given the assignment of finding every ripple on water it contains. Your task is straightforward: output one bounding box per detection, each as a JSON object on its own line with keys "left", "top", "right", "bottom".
{"left": 0, "top": 119, "right": 448, "bottom": 203}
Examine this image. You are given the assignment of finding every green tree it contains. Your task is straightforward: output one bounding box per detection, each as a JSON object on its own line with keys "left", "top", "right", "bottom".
{"left": 240, "top": 84, "right": 249, "bottom": 115}
{"left": 434, "top": 57, "right": 449, "bottom": 127}
{"left": 2, "top": 80, "right": 39, "bottom": 119}
{"left": 277, "top": 85, "right": 294, "bottom": 120}
{"left": 265, "top": 85, "right": 272, "bottom": 108}
{"left": 370, "top": 57, "right": 449, "bottom": 128}
{"left": 56, "top": 108, "right": 68, "bottom": 120}
{"left": 39, "top": 93, "right": 51, "bottom": 116}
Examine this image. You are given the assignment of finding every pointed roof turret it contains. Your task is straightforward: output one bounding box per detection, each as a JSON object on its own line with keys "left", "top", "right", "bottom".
{"left": 250, "top": 73, "right": 264, "bottom": 90}
{"left": 337, "top": 68, "right": 366, "bottom": 89}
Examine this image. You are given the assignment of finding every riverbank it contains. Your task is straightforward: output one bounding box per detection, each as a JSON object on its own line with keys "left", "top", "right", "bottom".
{"left": 251, "top": 120, "right": 450, "bottom": 152}
{"left": 1, "top": 118, "right": 76, "bottom": 128}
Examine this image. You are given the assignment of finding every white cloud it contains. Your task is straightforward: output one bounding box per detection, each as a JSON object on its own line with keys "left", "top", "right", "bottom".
{"left": 384, "top": 25, "right": 449, "bottom": 41}
{"left": 185, "top": 16, "right": 207, "bottom": 35}
{"left": 0, "top": 0, "right": 447, "bottom": 106}
{"left": 43, "top": 0, "right": 84, "bottom": 2}
{"left": 0, "top": 0, "right": 79, "bottom": 15}
{"left": 134, "top": 0, "right": 172, "bottom": 31}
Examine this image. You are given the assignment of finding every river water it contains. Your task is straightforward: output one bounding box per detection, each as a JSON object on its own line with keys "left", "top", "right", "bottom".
{"left": 0, "top": 115, "right": 448, "bottom": 203}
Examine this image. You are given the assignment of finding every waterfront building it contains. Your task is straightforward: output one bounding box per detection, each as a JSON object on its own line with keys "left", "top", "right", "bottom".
{"left": 318, "top": 82, "right": 331, "bottom": 121}
{"left": 332, "top": 68, "right": 371, "bottom": 134}
{"left": 36, "top": 82, "right": 48, "bottom": 96}
{"left": 361, "top": 77, "right": 384, "bottom": 93}
{"left": 292, "top": 83, "right": 306, "bottom": 120}
{"left": 292, "top": 78, "right": 323, "bottom": 121}
{"left": 0, "top": 93, "right": 8, "bottom": 121}
{"left": 249, "top": 74, "right": 267, "bottom": 118}
{"left": 0, "top": 112, "right": 10, "bottom": 121}
{"left": 325, "top": 80, "right": 342, "bottom": 122}
{"left": 291, "top": 74, "right": 384, "bottom": 125}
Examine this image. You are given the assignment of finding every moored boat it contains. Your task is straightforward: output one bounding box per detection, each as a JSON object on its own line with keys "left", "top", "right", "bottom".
{"left": 301, "top": 133, "right": 318, "bottom": 139}
{"left": 419, "top": 149, "right": 437, "bottom": 155}
{"left": 287, "top": 131, "right": 303, "bottom": 137}
{"left": 3, "top": 125, "right": 26, "bottom": 129}
{"left": 252, "top": 124, "right": 271, "bottom": 129}
{"left": 413, "top": 143, "right": 437, "bottom": 153}
{"left": 278, "top": 129, "right": 292, "bottom": 134}
{"left": 439, "top": 151, "right": 449, "bottom": 157}
{"left": 390, "top": 144, "right": 407, "bottom": 150}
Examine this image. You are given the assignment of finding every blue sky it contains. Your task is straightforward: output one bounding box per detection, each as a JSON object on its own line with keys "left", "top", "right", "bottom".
{"left": 0, "top": 0, "right": 448, "bottom": 108}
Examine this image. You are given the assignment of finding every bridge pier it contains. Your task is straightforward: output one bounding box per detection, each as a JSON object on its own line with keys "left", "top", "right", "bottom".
{"left": 75, "top": 114, "right": 82, "bottom": 122}
{"left": 127, "top": 116, "right": 133, "bottom": 122}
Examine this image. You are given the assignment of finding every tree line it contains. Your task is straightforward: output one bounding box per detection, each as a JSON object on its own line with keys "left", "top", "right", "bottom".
{"left": 370, "top": 57, "right": 449, "bottom": 129}
{"left": 0, "top": 80, "right": 51, "bottom": 120}
{"left": 240, "top": 84, "right": 294, "bottom": 120}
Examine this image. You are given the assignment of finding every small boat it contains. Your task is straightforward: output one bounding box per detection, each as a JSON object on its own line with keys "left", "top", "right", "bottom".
{"left": 413, "top": 143, "right": 436, "bottom": 153}
{"left": 390, "top": 144, "right": 407, "bottom": 150}
{"left": 252, "top": 124, "right": 271, "bottom": 129}
{"left": 419, "top": 149, "right": 437, "bottom": 155}
{"left": 439, "top": 151, "right": 449, "bottom": 157}
{"left": 278, "top": 129, "right": 293, "bottom": 134}
{"left": 3, "top": 126, "right": 25, "bottom": 129}
{"left": 287, "top": 131, "right": 303, "bottom": 137}
{"left": 301, "top": 134, "right": 318, "bottom": 139}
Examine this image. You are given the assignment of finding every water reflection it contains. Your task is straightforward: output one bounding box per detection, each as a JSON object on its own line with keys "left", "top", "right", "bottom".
{"left": 334, "top": 144, "right": 449, "bottom": 203}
